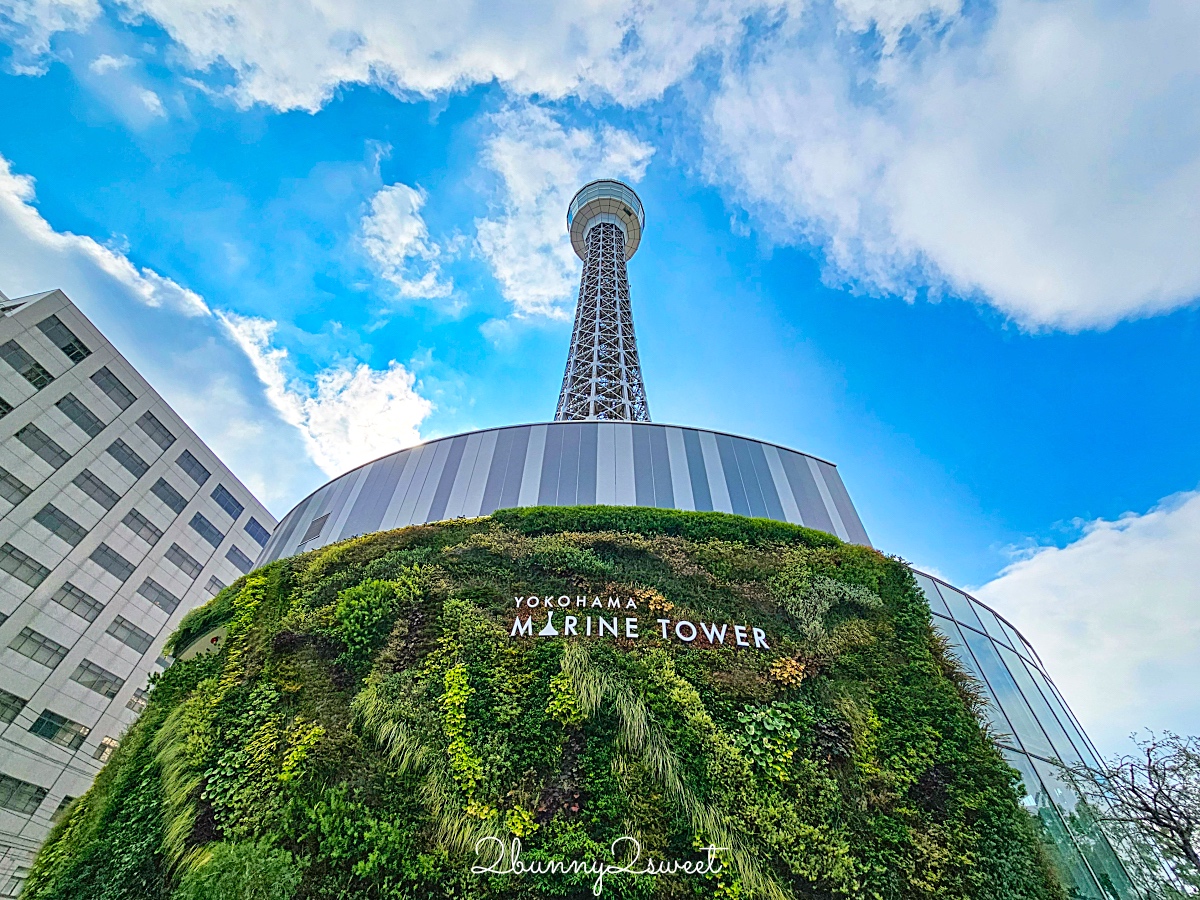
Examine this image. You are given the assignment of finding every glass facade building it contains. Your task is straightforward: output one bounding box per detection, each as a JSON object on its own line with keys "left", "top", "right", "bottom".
{"left": 912, "top": 570, "right": 1155, "bottom": 899}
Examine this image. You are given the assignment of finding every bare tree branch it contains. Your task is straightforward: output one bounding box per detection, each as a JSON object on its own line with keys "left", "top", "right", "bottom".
{"left": 1060, "top": 731, "right": 1200, "bottom": 892}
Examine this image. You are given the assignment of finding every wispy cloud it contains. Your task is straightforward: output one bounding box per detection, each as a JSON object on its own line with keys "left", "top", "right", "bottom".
{"left": 476, "top": 104, "right": 654, "bottom": 319}
{"left": 88, "top": 53, "right": 134, "bottom": 74}
{"left": 84, "top": 0, "right": 768, "bottom": 111}
{"left": 136, "top": 86, "right": 166, "bottom": 116}
{"left": 0, "top": 150, "right": 433, "bottom": 499}
{"left": 704, "top": 0, "right": 1200, "bottom": 329}
{"left": 0, "top": 155, "right": 209, "bottom": 316}
{"left": 0, "top": 0, "right": 100, "bottom": 72}
{"left": 218, "top": 312, "right": 433, "bottom": 477}
{"left": 360, "top": 182, "right": 453, "bottom": 302}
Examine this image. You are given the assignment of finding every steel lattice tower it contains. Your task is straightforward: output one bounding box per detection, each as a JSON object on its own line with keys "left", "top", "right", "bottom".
{"left": 555, "top": 180, "right": 650, "bottom": 422}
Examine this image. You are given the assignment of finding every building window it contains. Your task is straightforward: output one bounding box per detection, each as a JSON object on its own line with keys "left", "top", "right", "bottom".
{"left": 33, "top": 503, "right": 88, "bottom": 546}
{"left": 0, "top": 465, "right": 31, "bottom": 506}
{"left": 225, "top": 545, "right": 253, "bottom": 574}
{"left": 126, "top": 688, "right": 148, "bottom": 714}
{"left": 0, "top": 395, "right": 12, "bottom": 417}
{"left": 50, "top": 796, "right": 76, "bottom": 823}
{"left": 15, "top": 424, "right": 70, "bottom": 469}
{"left": 29, "top": 709, "right": 90, "bottom": 750}
{"left": 0, "top": 543, "right": 51, "bottom": 587}
{"left": 210, "top": 484, "right": 245, "bottom": 520}
{"left": 70, "top": 659, "right": 125, "bottom": 698}
{"left": 8, "top": 626, "right": 69, "bottom": 668}
{"left": 121, "top": 508, "right": 163, "bottom": 545}
{"left": 150, "top": 477, "right": 187, "bottom": 514}
{"left": 135, "top": 410, "right": 175, "bottom": 451}
{"left": 55, "top": 393, "right": 105, "bottom": 438}
{"left": 106, "top": 615, "right": 153, "bottom": 654}
{"left": 0, "top": 773, "right": 48, "bottom": 815}
{"left": 0, "top": 340, "right": 54, "bottom": 389}
{"left": 51, "top": 583, "right": 103, "bottom": 622}
{"left": 36, "top": 314, "right": 91, "bottom": 363}
{"left": 165, "top": 543, "right": 202, "bottom": 579}
{"left": 90, "top": 366, "right": 135, "bottom": 410}
{"left": 155, "top": 655, "right": 174, "bottom": 669}
{"left": 204, "top": 575, "right": 226, "bottom": 597}
{"left": 136, "top": 578, "right": 180, "bottom": 614}
{"left": 300, "top": 513, "right": 329, "bottom": 545}
{"left": 1, "top": 866, "right": 30, "bottom": 897}
{"left": 244, "top": 517, "right": 270, "bottom": 547}
{"left": 88, "top": 543, "right": 136, "bottom": 582}
{"left": 72, "top": 469, "right": 120, "bottom": 510}
{"left": 176, "top": 449, "right": 210, "bottom": 486}
{"left": 93, "top": 737, "right": 119, "bottom": 763}
{"left": 189, "top": 512, "right": 224, "bottom": 548}
{"left": 106, "top": 439, "right": 148, "bottom": 478}
{"left": 0, "top": 687, "right": 26, "bottom": 724}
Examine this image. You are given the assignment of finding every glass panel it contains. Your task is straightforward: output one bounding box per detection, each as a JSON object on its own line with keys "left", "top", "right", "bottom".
{"left": 994, "top": 643, "right": 1086, "bottom": 767}
{"left": 1043, "top": 676, "right": 1108, "bottom": 770}
{"left": 969, "top": 601, "right": 1015, "bottom": 648}
{"left": 912, "top": 571, "right": 951, "bottom": 616}
{"left": 1003, "top": 749, "right": 1106, "bottom": 899}
{"left": 936, "top": 583, "right": 985, "bottom": 630}
{"left": 999, "top": 619, "right": 1030, "bottom": 657}
{"left": 959, "top": 627, "right": 1057, "bottom": 759}
{"left": 1021, "top": 659, "right": 1105, "bottom": 773}
{"left": 930, "top": 617, "right": 1014, "bottom": 741}
{"left": 1028, "top": 755, "right": 1138, "bottom": 900}
{"left": 1018, "top": 632, "right": 1045, "bottom": 667}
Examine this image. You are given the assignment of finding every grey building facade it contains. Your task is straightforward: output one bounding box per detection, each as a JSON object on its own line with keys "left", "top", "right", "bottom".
{"left": 256, "top": 421, "right": 870, "bottom": 565}
{"left": 0, "top": 289, "right": 276, "bottom": 895}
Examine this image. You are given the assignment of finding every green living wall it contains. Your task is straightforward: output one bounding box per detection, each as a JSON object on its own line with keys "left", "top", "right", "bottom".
{"left": 25, "top": 507, "right": 1064, "bottom": 900}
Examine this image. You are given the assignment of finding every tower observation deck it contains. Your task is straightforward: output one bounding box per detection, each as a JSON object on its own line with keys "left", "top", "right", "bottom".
{"left": 555, "top": 179, "right": 650, "bottom": 422}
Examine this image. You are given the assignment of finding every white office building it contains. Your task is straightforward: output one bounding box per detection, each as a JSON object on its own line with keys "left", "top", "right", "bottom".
{"left": 0, "top": 287, "right": 276, "bottom": 895}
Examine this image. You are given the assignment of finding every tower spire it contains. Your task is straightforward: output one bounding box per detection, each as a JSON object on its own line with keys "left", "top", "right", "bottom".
{"left": 555, "top": 179, "right": 650, "bottom": 422}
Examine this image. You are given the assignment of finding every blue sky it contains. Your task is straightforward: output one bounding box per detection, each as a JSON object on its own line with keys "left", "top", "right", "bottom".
{"left": 2, "top": 0, "right": 1199, "bottom": 750}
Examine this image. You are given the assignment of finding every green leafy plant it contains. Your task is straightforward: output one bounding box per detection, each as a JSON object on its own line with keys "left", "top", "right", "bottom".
{"left": 25, "top": 506, "right": 1067, "bottom": 900}
{"left": 733, "top": 703, "right": 811, "bottom": 782}
{"left": 173, "top": 840, "right": 302, "bottom": 900}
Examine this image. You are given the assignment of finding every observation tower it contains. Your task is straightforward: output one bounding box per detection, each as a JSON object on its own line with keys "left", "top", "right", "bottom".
{"left": 556, "top": 180, "right": 650, "bottom": 422}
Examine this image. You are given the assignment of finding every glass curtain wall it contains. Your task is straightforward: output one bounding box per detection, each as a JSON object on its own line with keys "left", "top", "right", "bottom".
{"left": 911, "top": 570, "right": 1160, "bottom": 899}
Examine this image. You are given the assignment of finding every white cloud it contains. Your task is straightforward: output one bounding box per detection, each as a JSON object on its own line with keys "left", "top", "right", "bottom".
{"left": 12, "top": 0, "right": 1200, "bottom": 327}
{"left": 0, "top": 150, "right": 434, "bottom": 505}
{"left": 137, "top": 86, "right": 166, "bottom": 116}
{"left": 974, "top": 491, "right": 1200, "bottom": 752}
{"left": 0, "top": 151, "right": 326, "bottom": 512}
{"left": 11, "top": 0, "right": 1200, "bottom": 328}
{"left": 360, "top": 182, "right": 452, "bottom": 301}
{"left": 103, "top": 0, "right": 777, "bottom": 112}
{"left": 476, "top": 104, "right": 654, "bottom": 319}
{"left": 0, "top": 155, "right": 209, "bottom": 317}
{"left": 88, "top": 52, "right": 134, "bottom": 73}
{"left": 218, "top": 312, "right": 432, "bottom": 477}
{"left": 705, "top": 0, "right": 1200, "bottom": 329}
{"left": 0, "top": 0, "right": 99, "bottom": 72}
